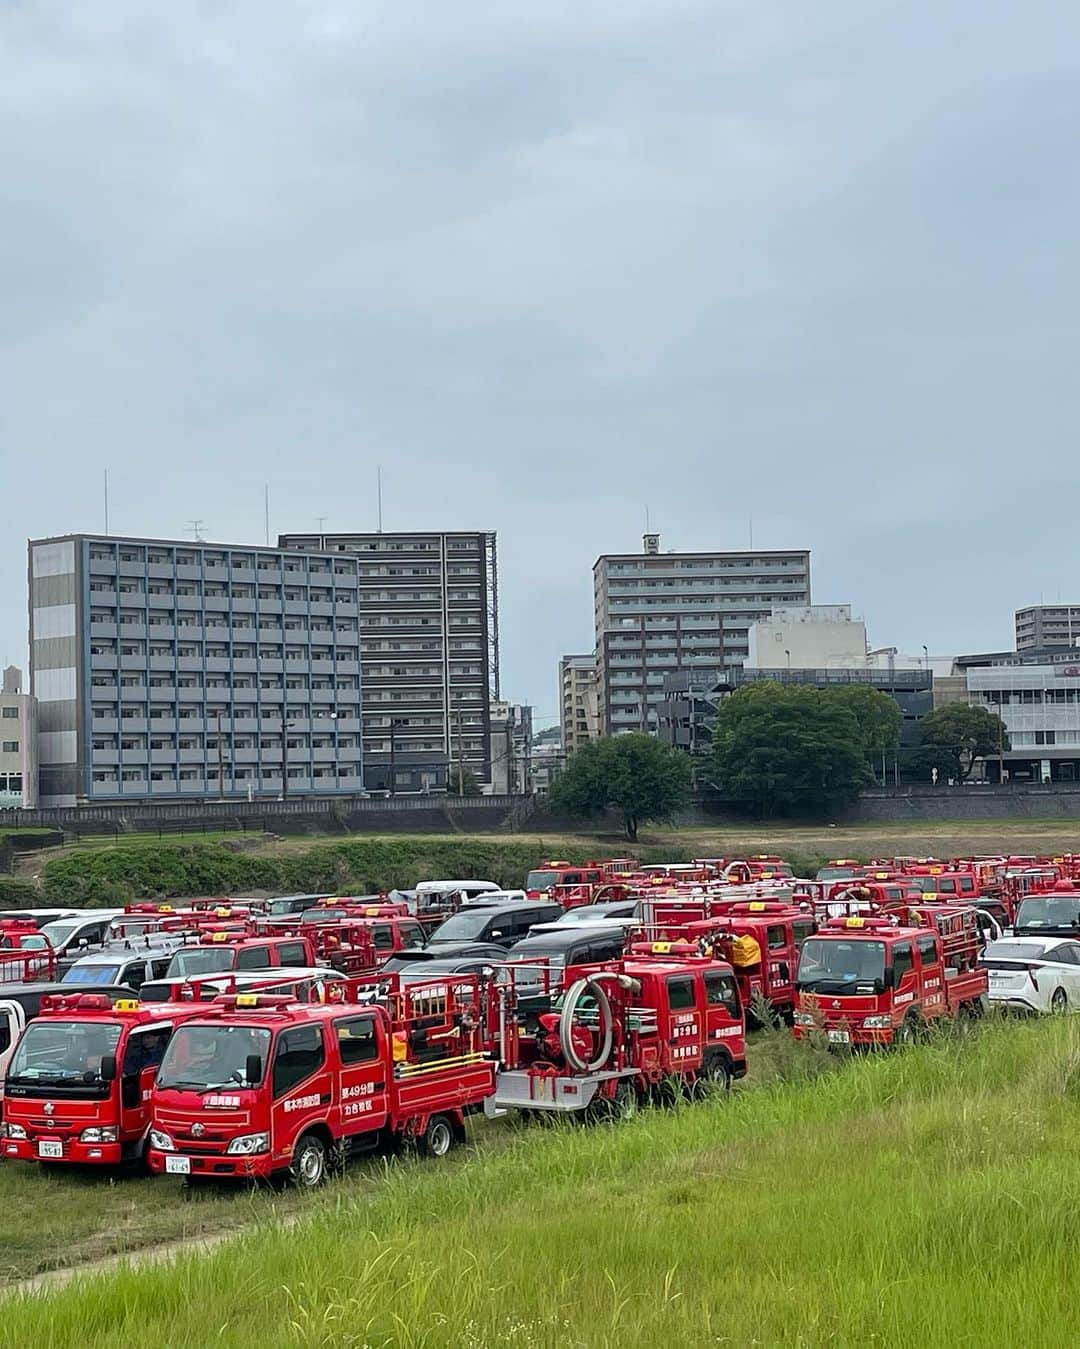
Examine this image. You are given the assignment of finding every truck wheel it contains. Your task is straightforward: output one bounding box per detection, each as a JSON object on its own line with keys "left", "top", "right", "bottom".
{"left": 290, "top": 1132, "right": 328, "bottom": 1188}
{"left": 1051, "top": 987, "right": 1068, "bottom": 1015}
{"left": 695, "top": 1057, "right": 732, "bottom": 1097}
{"left": 418, "top": 1114, "right": 455, "bottom": 1159}
{"left": 895, "top": 1016, "right": 919, "bottom": 1047}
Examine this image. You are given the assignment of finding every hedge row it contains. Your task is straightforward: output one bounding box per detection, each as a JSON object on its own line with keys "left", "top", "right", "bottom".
{"left": 37, "top": 840, "right": 605, "bottom": 907}
{"left": 25, "top": 838, "right": 835, "bottom": 908}
{"left": 0, "top": 877, "right": 44, "bottom": 908}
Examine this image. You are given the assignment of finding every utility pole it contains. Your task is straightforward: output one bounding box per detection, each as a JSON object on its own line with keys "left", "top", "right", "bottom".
{"left": 999, "top": 694, "right": 1007, "bottom": 785}
{"left": 388, "top": 717, "right": 397, "bottom": 797}
{"left": 216, "top": 709, "right": 225, "bottom": 800}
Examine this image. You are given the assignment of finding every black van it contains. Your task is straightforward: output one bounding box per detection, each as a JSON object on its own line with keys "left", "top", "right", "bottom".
{"left": 506, "top": 925, "right": 629, "bottom": 972}
{"left": 426, "top": 902, "right": 562, "bottom": 949}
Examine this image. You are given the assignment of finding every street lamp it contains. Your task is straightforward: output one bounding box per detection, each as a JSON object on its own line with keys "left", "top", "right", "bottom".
{"left": 784, "top": 649, "right": 791, "bottom": 672}
{"left": 280, "top": 718, "right": 296, "bottom": 800}
{"left": 922, "top": 645, "right": 929, "bottom": 670}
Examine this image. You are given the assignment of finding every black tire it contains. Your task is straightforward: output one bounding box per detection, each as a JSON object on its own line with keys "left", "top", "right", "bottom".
{"left": 895, "top": 1015, "right": 919, "bottom": 1047}
{"left": 1051, "top": 987, "right": 1068, "bottom": 1015}
{"left": 289, "top": 1132, "right": 328, "bottom": 1189}
{"left": 589, "top": 1079, "right": 639, "bottom": 1124}
{"left": 695, "top": 1056, "right": 732, "bottom": 1097}
{"left": 417, "top": 1114, "right": 455, "bottom": 1159}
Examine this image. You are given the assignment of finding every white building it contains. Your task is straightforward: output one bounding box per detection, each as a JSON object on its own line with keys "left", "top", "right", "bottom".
{"left": 0, "top": 666, "right": 38, "bottom": 808}
{"left": 559, "top": 654, "right": 600, "bottom": 756}
{"left": 966, "top": 663, "right": 1080, "bottom": 783}
{"left": 746, "top": 606, "right": 865, "bottom": 671}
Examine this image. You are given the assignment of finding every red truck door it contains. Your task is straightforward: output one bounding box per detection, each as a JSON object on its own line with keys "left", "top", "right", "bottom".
{"left": 269, "top": 1024, "right": 333, "bottom": 1158}
{"left": 916, "top": 932, "right": 946, "bottom": 1016}
{"left": 118, "top": 1024, "right": 174, "bottom": 1141}
{"left": 664, "top": 974, "right": 703, "bottom": 1068}
{"left": 330, "top": 1012, "right": 390, "bottom": 1136}
{"left": 890, "top": 940, "right": 918, "bottom": 1019}
{"left": 763, "top": 922, "right": 797, "bottom": 1005}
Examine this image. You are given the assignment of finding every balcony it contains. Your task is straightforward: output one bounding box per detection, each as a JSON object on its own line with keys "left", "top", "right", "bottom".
{"left": 120, "top": 684, "right": 149, "bottom": 701}
{"left": 118, "top": 749, "right": 149, "bottom": 765}
{"left": 204, "top": 595, "right": 230, "bottom": 612}
{"left": 91, "top": 622, "right": 119, "bottom": 639}
{"left": 91, "top": 749, "right": 120, "bottom": 766}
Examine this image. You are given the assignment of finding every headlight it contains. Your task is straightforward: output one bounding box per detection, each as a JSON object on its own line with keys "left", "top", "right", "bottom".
{"left": 149, "top": 1128, "right": 175, "bottom": 1152}
{"left": 792, "top": 1011, "right": 814, "bottom": 1026}
{"left": 226, "top": 1132, "right": 270, "bottom": 1156}
{"left": 79, "top": 1127, "right": 119, "bottom": 1144}
{"left": 862, "top": 1015, "right": 892, "bottom": 1029}
{"left": 1, "top": 1124, "right": 27, "bottom": 1140}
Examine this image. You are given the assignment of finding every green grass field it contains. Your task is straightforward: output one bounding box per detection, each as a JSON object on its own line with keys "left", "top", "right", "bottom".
{"left": 2, "top": 1015, "right": 1077, "bottom": 1346}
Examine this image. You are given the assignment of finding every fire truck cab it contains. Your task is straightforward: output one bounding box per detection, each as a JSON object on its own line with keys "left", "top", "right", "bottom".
{"left": 148, "top": 975, "right": 496, "bottom": 1186}
{"left": 793, "top": 908, "right": 987, "bottom": 1047}
{"left": 1, "top": 994, "right": 206, "bottom": 1166}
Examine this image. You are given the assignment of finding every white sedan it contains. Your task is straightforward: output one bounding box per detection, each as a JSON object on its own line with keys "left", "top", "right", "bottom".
{"left": 980, "top": 937, "right": 1080, "bottom": 1014}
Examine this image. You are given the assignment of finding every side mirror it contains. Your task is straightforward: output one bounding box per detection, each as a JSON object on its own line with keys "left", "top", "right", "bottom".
{"left": 78, "top": 938, "right": 89, "bottom": 948}
{"left": 100, "top": 1054, "right": 117, "bottom": 1082}
{"left": 490, "top": 930, "right": 503, "bottom": 940}
{"left": 245, "top": 1054, "right": 264, "bottom": 1086}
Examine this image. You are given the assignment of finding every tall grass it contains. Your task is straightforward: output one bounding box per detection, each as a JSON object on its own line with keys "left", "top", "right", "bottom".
{"left": 3, "top": 1016, "right": 1077, "bottom": 1347}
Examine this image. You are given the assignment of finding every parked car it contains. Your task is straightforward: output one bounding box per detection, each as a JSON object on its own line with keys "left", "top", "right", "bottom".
{"left": 426, "top": 901, "right": 562, "bottom": 949}
{"left": 980, "top": 937, "right": 1080, "bottom": 1013}
{"left": 536, "top": 902, "right": 641, "bottom": 926}
{"left": 36, "top": 912, "right": 124, "bottom": 967}
{"left": 505, "top": 926, "right": 629, "bottom": 979}
{"left": 138, "top": 967, "right": 346, "bottom": 1003}
{"left": 1014, "top": 894, "right": 1080, "bottom": 937}
{"left": 264, "top": 894, "right": 334, "bottom": 919}
{"left": 380, "top": 942, "right": 509, "bottom": 972}
{"left": 392, "top": 957, "right": 507, "bottom": 985}
{"left": 61, "top": 950, "right": 176, "bottom": 992}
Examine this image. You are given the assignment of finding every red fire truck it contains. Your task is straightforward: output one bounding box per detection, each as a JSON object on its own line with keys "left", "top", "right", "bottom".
{"left": 792, "top": 906, "right": 987, "bottom": 1048}
{"left": 147, "top": 974, "right": 496, "bottom": 1186}
{"left": 0, "top": 993, "right": 206, "bottom": 1166}
{"left": 486, "top": 954, "right": 746, "bottom": 1120}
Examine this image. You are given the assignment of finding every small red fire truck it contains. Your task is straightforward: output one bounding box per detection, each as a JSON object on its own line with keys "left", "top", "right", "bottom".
{"left": 486, "top": 954, "right": 746, "bottom": 1119}
{"left": 1, "top": 993, "right": 206, "bottom": 1166}
{"left": 792, "top": 906, "right": 987, "bottom": 1048}
{"left": 147, "top": 974, "right": 496, "bottom": 1186}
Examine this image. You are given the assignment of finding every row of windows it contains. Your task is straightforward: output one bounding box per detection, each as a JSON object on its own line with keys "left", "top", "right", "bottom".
{"left": 93, "top": 705, "right": 361, "bottom": 721}
{"left": 91, "top": 641, "right": 359, "bottom": 662}
{"left": 92, "top": 766, "right": 361, "bottom": 783}
{"left": 89, "top": 547, "right": 356, "bottom": 574}
{"left": 94, "top": 735, "right": 359, "bottom": 751}
{"left": 89, "top": 581, "right": 359, "bottom": 604}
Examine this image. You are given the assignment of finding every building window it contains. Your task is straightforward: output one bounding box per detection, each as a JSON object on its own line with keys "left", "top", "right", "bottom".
{"left": 0, "top": 708, "right": 17, "bottom": 720}
{"left": 1, "top": 741, "right": 17, "bottom": 754}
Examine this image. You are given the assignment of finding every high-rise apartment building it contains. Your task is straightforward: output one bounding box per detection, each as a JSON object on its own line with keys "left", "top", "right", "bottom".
{"left": 593, "top": 535, "right": 811, "bottom": 733}
{"left": 0, "top": 666, "right": 38, "bottom": 808}
{"left": 559, "top": 654, "right": 599, "bottom": 755}
{"left": 1015, "top": 605, "right": 1080, "bottom": 651}
{"left": 278, "top": 531, "right": 498, "bottom": 791}
{"left": 28, "top": 535, "right": 363, "bottom": 805}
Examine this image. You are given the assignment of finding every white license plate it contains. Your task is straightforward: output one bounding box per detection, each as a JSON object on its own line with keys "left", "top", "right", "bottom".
{"left": 37, "top": 1140, "right": 63, "bottom": 1159}
{"left": 827, "top": 1029, "right": 851, "bottom": 1044}
{"left": 165, "top": 1155, "right": 191, "bottom": 1174}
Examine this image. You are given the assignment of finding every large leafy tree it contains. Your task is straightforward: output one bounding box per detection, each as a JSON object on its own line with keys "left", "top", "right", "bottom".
{"left": 547, "top": 733, "right": 692, "bottom": 840}
{"left": 916, "top": 704, "right": 1009, "bottom": 782}
{"left": 823, "top": 684, "right": 903, "bottom": 757}
{"left": 707, "top": 682, "right": 870, "bottom": 818}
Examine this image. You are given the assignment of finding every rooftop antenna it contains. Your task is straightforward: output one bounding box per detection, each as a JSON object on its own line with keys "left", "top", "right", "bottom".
{"left": 749, "top": 515, "right": 754, "bottom": 550}
{"left": 377, "top": 465, "right": 383, "bottom": 533}
{"left": 645, "top": 505, "right": 651, "bottom": 533}
{"left": 188, "top": 520, "right": 205, "bottom": 542}
{"left": 103, "top": 469, "right": 110, "bottom": 535}
{"left": 264, "top": 484, "right": 270, "bottom": 546}
{"left": 316, "top": 516, "right": 327, "bottom": 538}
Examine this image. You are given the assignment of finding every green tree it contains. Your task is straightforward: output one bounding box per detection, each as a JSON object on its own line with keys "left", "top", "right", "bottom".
{"left": 916, "top": 703, "right": 1009, "bottom": 782}
{"left": 446, "top": 769, "right": 483, "bottom": 797}
{"left": 547, "top": 733, "right": 692, "bottom": 840}
{"left": 707, "top": 682, "right": 869, "bottom": 818}
{"left": 822, "top": 684, "right": 903, "bottom": 783}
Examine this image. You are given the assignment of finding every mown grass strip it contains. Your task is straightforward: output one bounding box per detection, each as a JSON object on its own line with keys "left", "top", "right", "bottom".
{"left": 3, "top": 1016, "right": 1076, "bottom": 1348}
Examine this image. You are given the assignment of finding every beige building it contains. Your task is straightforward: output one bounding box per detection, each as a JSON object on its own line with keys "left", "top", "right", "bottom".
{"left": 560, "top": 654, "right": 600, "bottom": 756}
{"left": 0, "top": 666, "right": 38, "bottom": 808}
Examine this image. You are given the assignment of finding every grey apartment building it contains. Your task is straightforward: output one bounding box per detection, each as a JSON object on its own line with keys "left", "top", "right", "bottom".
{"left": 593, "top": 535, "right": 811, "bottom": 733}
{"left": 1016, "top": 605, "right": 1080, "bottom": 652}
{"left": 29, "top": 535, "right": 363, "bottom": 805}
{"left": 278, "top": 531, "right": 497, "bottom": 791}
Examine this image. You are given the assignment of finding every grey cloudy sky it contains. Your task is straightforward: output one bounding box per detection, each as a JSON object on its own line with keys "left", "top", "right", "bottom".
{"left": 3, "top": 1, "right": 1078, "bottom": 724}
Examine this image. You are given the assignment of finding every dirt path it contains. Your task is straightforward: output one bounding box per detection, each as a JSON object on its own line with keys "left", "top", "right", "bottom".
{"left": 4, "top": 1213, "right": 302, "bottom": 1299}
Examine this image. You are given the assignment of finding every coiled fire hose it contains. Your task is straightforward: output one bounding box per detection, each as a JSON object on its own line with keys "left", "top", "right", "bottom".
{"left": 559, "top": 972, "right": 636, "bottom": 1074}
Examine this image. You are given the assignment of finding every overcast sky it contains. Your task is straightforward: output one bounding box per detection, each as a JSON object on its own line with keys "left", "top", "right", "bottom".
{"left": 3, "top": 1, "right": 1078, "bottom": 725}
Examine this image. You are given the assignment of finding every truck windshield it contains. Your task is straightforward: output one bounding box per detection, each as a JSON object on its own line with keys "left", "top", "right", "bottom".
{"left": 525, "top": 871, "right": 560, "bottom": 892}
{"left": 167, "top": 948, "right": 236, "bottom": 977}
{"left": 8, "top": 1020, "right": 122, "bottom": 1086}
{"left": 1015, "top": 898, "right": 1080, "bottom": 932}
{"left": 39, "top": 920, "right": 81, "bottom": 950}
{"left": 156, "top": 1024, "right": 271, "bottom": 1092}
{"left": 61, "top": 965, "right": 123, "bottom": 986}
{"left": 429, "top": 912, "right": 493, "bottom": 942}
{"left": 797, "top": 939, "right": 886, "bottom": 992}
